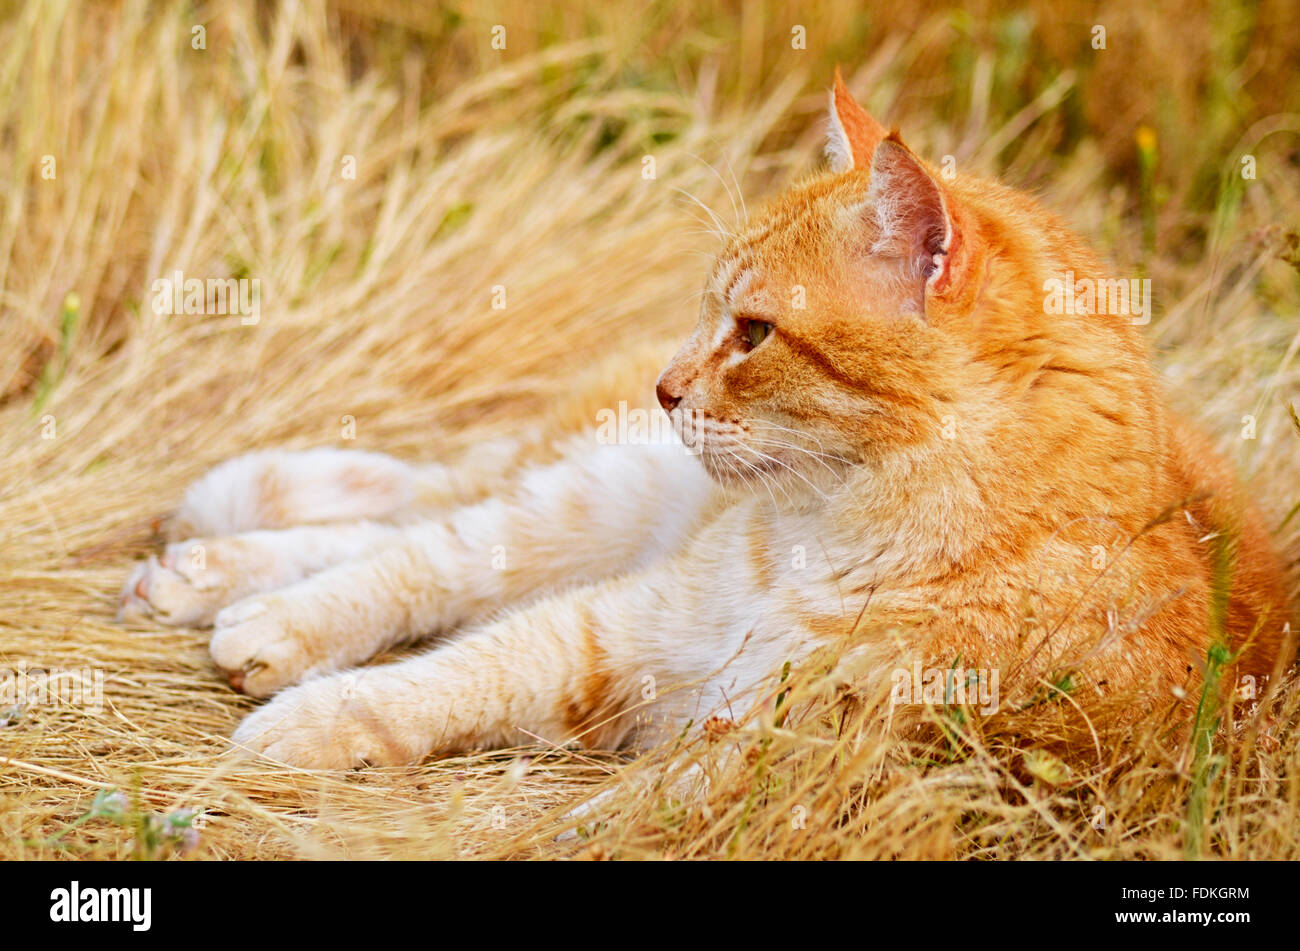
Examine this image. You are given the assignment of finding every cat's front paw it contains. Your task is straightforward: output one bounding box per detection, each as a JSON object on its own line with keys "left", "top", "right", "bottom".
{"left": 117, "top": 542, "right": 236, "bottom": 627}
{"left": 230, "top": 672, "right": 425, "bottom": 768}
{"left": 209, "top": 595, "right": 322, "bottom": 698}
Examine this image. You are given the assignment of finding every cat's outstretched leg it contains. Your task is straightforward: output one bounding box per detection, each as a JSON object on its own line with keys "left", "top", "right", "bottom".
{"left": 166, "top": 443, "right": 524, "bottom": 539}
{"left": 206, "top": 439, "right": 716, "bottom": 698}
{"left": 118, "top": 439, "right": 532, "bottom": 626}
{"left": 117, "top": 522, "right": 405, "bottom": 627}
{"left": 226, "top": 557, "right": 729, "bottom": 766}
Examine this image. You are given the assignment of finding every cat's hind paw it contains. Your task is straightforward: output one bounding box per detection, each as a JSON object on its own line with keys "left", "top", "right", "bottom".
{"left": 117, "top": 546, "right": 230, "bottom": 627}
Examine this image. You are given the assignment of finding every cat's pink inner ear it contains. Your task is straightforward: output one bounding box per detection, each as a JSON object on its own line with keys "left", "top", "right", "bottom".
{"left": 868, "top": 136, "right": 962, "bottom": 296}
{"left": 826, "top": 67, "right": 888, "bottom": 172}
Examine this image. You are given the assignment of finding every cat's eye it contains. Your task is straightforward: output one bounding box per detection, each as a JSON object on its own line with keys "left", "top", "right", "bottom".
{"left": 741, "top": 318, "right": 773, "bottom": 349}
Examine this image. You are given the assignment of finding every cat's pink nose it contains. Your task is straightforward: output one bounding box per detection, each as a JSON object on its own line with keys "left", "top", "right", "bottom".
{"left": 656, "top": 381, "right": 681, "bottom": 412}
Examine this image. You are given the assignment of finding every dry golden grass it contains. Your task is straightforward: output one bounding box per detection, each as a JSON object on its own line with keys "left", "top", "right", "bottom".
{"left": 1, "top": 0, "right": 1298, "bottom": 859}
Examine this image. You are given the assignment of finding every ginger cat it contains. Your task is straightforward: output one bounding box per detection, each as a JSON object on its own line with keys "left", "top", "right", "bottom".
{"left": 119, "top": 73, "right": 1289, "bottom": 770}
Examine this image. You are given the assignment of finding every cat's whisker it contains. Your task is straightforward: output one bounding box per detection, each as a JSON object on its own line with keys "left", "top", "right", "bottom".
{"left": 685, "top": 151, "right": 744, "bottom": 231}
{"left": 715, "top": 444, "right": 783, "bottom": 510}
{"left": 749, "top": 434, "right": 853, "bottom": 473}
{"left": 671, "top": 186, "right": 732, "bottom": 245}
{"left": 737, "top": 443, "right": 830, "bottom": 503}
{"left": 750, "top": 444, "right": 850, "bottom": 490}
{"left": 729, "top": 449, "right": 786, "bottom": 511}
{"left": 683, "top": 227, "right": 733, "bottom": 243}
{"left": 749, "top": 419, "right": 845, "bottom": 457}
{"left": 718, "top": 150, "right": 748, "bottom": 227}
{"left": 701, "top": 434, "right": 787, "bottom": 509}
{"left": 674, "top": 201, "right": 730, "bottom": 241}
{"left": 733, "top": 448, "right": 798, "bottom": 510}
{"left": 746, "top": 426, "right": 855, "bottom": 481}
{"left": 676, "top": 286, "right": 716, "bottom": 309}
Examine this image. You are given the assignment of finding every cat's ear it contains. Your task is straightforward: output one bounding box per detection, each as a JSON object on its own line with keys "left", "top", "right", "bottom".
{"left": 825, "top": 66, "right": 888, "bottom": 172}
{"left": 868, "top": 133, "right": 966, "bottom": 299}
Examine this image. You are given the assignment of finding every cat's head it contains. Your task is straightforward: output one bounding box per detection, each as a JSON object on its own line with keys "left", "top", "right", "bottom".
{"left": 657, "top": 71, "right": 1036, "bottom": 498}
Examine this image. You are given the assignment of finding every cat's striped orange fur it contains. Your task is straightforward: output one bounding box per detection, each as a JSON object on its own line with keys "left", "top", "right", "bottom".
{"left": 119, "top": 72, "right": 1290, "bottom": 770}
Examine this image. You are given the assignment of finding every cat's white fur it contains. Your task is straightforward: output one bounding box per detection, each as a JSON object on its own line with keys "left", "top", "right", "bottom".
{"left": 120, "top": 417, "right": 907, "bottom": 769}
